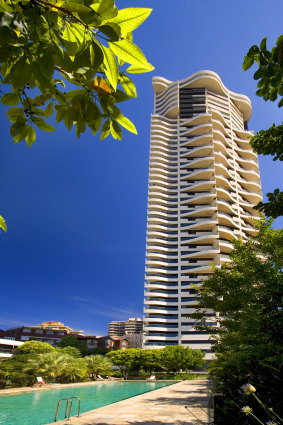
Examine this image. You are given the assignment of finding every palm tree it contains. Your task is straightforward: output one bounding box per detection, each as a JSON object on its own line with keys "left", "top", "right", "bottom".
{"left": 24, "top": 352, "right": 82, "bottom": 383}
{"left": 85, "top": 355, "right": 112, "bottom": 380}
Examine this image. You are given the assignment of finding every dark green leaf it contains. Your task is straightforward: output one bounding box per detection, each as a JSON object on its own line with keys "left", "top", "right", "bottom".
{"left": 1, "top": 92, "right": 20, "bottom": 106}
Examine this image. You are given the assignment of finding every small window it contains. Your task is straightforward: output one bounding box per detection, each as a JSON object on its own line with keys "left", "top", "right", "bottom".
{"left": 23, "top": 328, "right": 31, "bottom": 333}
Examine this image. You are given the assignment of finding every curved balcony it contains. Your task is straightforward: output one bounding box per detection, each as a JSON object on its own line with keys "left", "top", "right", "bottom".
{"left": 181, "top": 248, "right": 219, "bottom": 259}
{"left": 181, "top": 264, "right": 212, "bottom": 274}
{"left": 180, "top": 123, "right": 212, "bottom": 137}
{"left": 212, "top": 118, "right": 231, "bottom": 137}
{"left": 215, "top": 175, "right": 235, "bottom": 192}
{"left": 183, "top": 219, "right": 218, "bottom": 232}
{"left": 181, "top": 168, "right": 214, "bottom": 181}
{"left": 180, "top": 113, "right": 211, "bottom": 127}
{"left": 181, "top": 146, "right": 213, "bottom": 160}
{"left": 218, "top": 225, "right": 235, "bottom": 240}
{"left": 238, "top": 167, "right": 260, "bottom": 181}
{"left": 219, "top": 239, "right": 234, "bottom": 253}
{"left": 218, "top": 212, "right": 239, "bottom": 227}
{"left": 215, "top": 162, "right": 234, "bottom": 179}
{"left": 211, "top": 109, "right": 230, "bottom": 128}
{"left": 237, "top": 179, "right": 261, "bottom": 192}
{"left": 213, "top": 140, "right": 233, "bottom": 158}
{"left": 182, "top": 193, "right": 215, "bottom": 206}
{"left": 238, "top": 189, "right": 262, "bottom": 204}
{"left": 214, "top": 151, "right": 231, "bottom": 168}
{"left": 185, "top": 205, "right": 216, "bottom": 217}
{"left": 217, "top": 199, "right": 237, "bottom": 215}
{"left": 181, "top": 180, "right": 215, "bottom": 192}
{"left": 181, "top": 156, "right": 214, "bottom": 169}
{"left": 234, "top": 144, "right": 257, "bottom": 160}
{"left": 235, "top": 156, "right": 258, "bottom": 170}
{"left": 216, "top": 187, "right": 234, "bottom": 202}
{"left": 180, "top": 133, "right": 212, "bottom": 148}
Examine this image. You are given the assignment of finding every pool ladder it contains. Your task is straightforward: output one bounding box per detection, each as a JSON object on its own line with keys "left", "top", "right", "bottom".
{"left": 54, "top": 397, "right": 81, "bottom": 422}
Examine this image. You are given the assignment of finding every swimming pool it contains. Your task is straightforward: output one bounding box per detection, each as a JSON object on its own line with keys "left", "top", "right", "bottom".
{"left": 0, "top": 381, "right": 174, "bottom": 425}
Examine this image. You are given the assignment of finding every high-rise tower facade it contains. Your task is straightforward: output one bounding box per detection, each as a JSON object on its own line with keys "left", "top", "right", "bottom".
{"left": 143, "top": 71, "right": 262, "bottom": 359}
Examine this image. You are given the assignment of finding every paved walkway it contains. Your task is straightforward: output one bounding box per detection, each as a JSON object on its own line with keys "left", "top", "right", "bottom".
{"left": 51, "top": 380, "right": 213, "bottom": 425}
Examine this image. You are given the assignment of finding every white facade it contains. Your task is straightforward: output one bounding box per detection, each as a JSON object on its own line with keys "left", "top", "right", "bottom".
{"left": 143, "top": 71, "right": 262, "bottom": 359}
{"left": 0, "top": 338, "right": 23, "bottom": 357}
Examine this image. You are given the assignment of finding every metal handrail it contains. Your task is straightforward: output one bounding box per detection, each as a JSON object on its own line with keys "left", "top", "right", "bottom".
{"left": 54, "top": 397, "right": 80, "bottom": 422}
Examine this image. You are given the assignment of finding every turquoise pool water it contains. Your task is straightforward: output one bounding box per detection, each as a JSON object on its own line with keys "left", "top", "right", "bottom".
{"left": 0, "top": 381, "right": 173, "bottom": 425}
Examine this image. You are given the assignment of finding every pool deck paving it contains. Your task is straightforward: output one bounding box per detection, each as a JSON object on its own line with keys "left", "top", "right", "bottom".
{"left": 50, "top": 380, "right": 213, "bottom": 425}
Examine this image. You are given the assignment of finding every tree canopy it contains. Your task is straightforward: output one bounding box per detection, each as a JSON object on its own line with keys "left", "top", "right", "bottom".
{"left": 16, "top": 340, "right": 55, "bottom": 354}
{"left": 191, "top": 219, "right": 283, "bottom": 424}
{"left": 243, "top": 35, "right": 283, "bottom": 217}
{"left": 0, "top": 0, "right": 153, "bottom": 145}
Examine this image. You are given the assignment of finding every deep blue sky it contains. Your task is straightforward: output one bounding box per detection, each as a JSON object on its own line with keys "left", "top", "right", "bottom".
{"left": 1, "top": 0, "right": 283, "bottom": 336}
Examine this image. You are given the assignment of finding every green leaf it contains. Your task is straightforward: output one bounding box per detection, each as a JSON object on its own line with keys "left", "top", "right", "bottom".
{"left": 0, "top": 216, "right": 7, "bottom": 232}
{"left": 260, "top": 37, "right": 267, "bottom": 51}
{"left": 33, "top": 117, "right": 55, "bottom": 132}
{"left": 126, "top": 63, "right": 154, "bottom": 73}
{"left": 1, "top": 92, "right": 20, "bottom": 106}
{"left": 25, "top": 126, "right": 37, "bottom": 146}
{"left": 100, "top": 119, "right": 111, "bottom": 140}
{"left": 101, "top": 45, "right": 118, "bottom": 90}
{"left": 96, "top": 0, "right": 118, "bottom": 20}
{"left": 111, "top": 106, "right": 137, "bottom": 134}
{"left": 109, "top": 39, "right": 151, "bottom": 69}
{"left": 119, "top": 75, "right": 137, "bottom": 98}
{"left": 61, "top": 2, "right": 93, "bottom": 18}
{"left": 7, "top": 107, "right": 25, "bottom": 123}
{"left": 107, "top": 8, "right": 152, "bottom": 34}
{"left": 90, "top": 41, "right": 104, "bottom": 68}
{"left": 98, "top": 23, "right": 120, "bottom": 41}
{"left": 10, "top": 57, "right": 31, "bottom": 90}
{"left": 110, "top": 119, "right": 122, "bottom": 140}
{"left": 0, "top": 0, "right": 13, "bottom": 13}
{"left": 242, "top": 56, "right": 254, "bottom": 71}
{"left": 45, "top": 102, "right": 53, "bottom": 118}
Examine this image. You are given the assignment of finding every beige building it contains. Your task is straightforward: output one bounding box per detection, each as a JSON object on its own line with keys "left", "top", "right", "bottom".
{"left": 37, "top": 321, "right": 84, "bottom": 335}
{"left": 143, "top": 70, "right": 262, "bottom": 359}
{"left": 108, "top": 318, "right": 143, "bottom": 337}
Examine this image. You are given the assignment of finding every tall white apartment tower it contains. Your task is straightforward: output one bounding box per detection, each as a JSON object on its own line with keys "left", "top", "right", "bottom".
{"left": 143, "top": 71, "right": 262, "bottom": 359}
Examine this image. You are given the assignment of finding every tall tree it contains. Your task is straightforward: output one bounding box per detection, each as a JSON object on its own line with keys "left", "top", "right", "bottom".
{"left": 191, "top": 219, "right": 283, "bottom": 424}
{"left": 0, "top": 0, "right": 153, "bottom": 145}
{"left": 243, "top": 35, "right": 283, "bottom": 217}
{"left": 16, "top": 340, "right": 55, "bottom": 354}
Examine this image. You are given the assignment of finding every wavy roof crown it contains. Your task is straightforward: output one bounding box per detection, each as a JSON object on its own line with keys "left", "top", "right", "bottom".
{"left": 153, "top": 70, "right": 252, "bottom": 121}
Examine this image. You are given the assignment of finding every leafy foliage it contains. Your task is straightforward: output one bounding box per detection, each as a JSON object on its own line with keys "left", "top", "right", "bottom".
{"left": 24, "top": 351, "right": 88, "bottom": 382}
{"left": 243, "top": 35, "right": 283, "bottom": 106}
{"left": 85, "top": 354, "right": 112, "bottom": 380}
{"left": 191, "top": 219, "right": 283, "bottom": 424}
{"left": 107, "top": 348, "right": 141, "bottom": 378}
{"left": 0, "top": 0, "right": 154, "bottom": 145}
{"left": 57, "top": 346, "right": 82, "bottom": 357}
{"left": 243, "top": 35, "right": 283, "bottom": 217}
{"left": 159, "top": 345, "right": 204, "bottom": 373}
{"left": 0, "top": 216, "right": 7, "bottom": 231}
{"left": 16, "top": 340, "right": 55, "bottom": 354}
